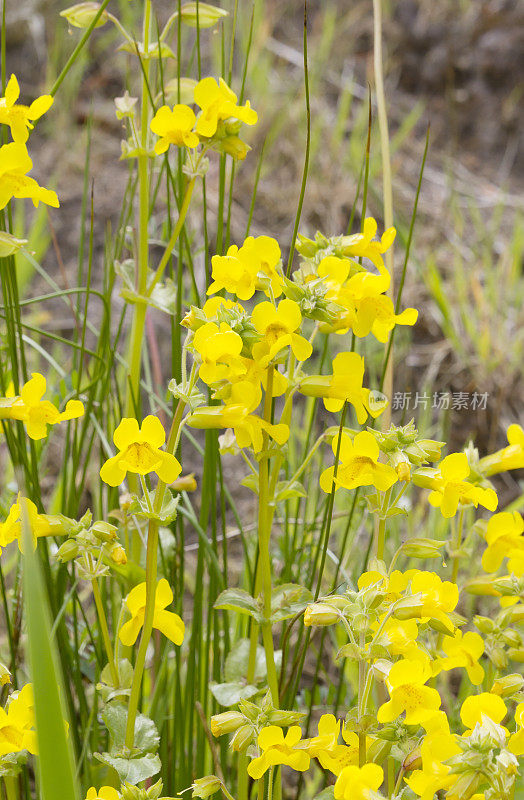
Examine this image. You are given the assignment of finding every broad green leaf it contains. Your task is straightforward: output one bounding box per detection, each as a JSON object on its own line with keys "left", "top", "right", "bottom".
{"left": 214, "top": 589, "right": 261, "bottom": 620}
{"left": 209, "top": 682, "right": 259, "bottom": 707}
{"left": 224, "top": 639, "right": 266, "bottom": 683}
{"left": 102, "top": 703, "right": 160, "bottom": 752}
{"left": 270, "top": 584, "right": 313, "bottom": 622}
{"left": 94, "top": 751, "right": 161, "bottom": 785}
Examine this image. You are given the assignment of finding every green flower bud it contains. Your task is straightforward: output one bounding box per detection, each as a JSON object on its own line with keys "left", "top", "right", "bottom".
{"left": 229, "top": 724, "right": 254, "bottom": 752}
{"left": 191, "top": 777, "right": 223, "bottom": 799}
{"left": 0, "top": 232, "right": 27, "bottom": 257}
{"left": 210, "top": 711, "right": 244, "bottom": 737}
{"left": 181, "top": 2, "right": 228, "bottom": 28}
{"left": 60, "top": 2, "right": 108, "bottom": 28}
{"left": 304, "top": 602, "right": 340, "bottom": 626}
{"left": 91, "top": 521, "right": 118, "bottom": 543}
{"left": 491, "top": 673, "right": 524, "bottom": 697}
{"left": 56, "top": 539, "right": 80, "bottom": 562}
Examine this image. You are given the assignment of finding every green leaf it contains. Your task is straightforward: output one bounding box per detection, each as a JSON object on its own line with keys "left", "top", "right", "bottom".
{"left": 97, "top": 659, "right": 134, "bottom": 703}
{"left": 274, "top": 480, "right": 307, "bottom": 504}
{"left": 209, "top": 682, "right": 259, "bottom": 707}
{"left": 214, "top": 589, "right": 261, "bottom": 621}
{"left": 270, "top": 584, "right": 313, "bottom": 622}
{"left": 224, "top": 639, "right": 266, "bottom": 684}
{"left": 128, "top": 490, "right": 179, "bottom": 524}
{"left": 21, "top": 501, "right": 80, "bottom": 800}
{"left": 102, "top": 703, "right": 160, "bottom": 752}
{"left": 94, "top": 752, "right": 161, "bottom": 785}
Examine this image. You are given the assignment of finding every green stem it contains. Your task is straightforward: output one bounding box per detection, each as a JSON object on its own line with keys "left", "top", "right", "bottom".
{"left": 375, "top": 488, "right": 392, "bottom": 561}
{"left": 91, "top": 578, "right": 119, "bottom": 688}
{"left": 450, "top": 509, "right": 465, "bottom": 584}
{"left": 124, "top": 399, "right": 186, "bottom": 748}
{"left": 3, "top": 777, "right": 17, "bottom": 800}
{"left": 358, "top": 629, "right": 366, "bottom": 767}
{"left": 148, "top": 177, "right": 196, "bottom": 293}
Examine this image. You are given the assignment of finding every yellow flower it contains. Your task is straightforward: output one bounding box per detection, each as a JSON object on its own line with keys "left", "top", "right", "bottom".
{"left": 193, "top": 321, "right": 246, "bottom": 385}
{"left": 407, "top": 571, "right": 459, "bottom": 633}
{"left": 305, "top": 716, "right": 369, "bottom": 777}
{"left": 251, "top": 299, "right": 312, "bottom": 363}
{"left": 0, "top": 684, "right": 36, "bottom": 756}
{"left": 208, "top": 243, "right": 259, "bottom": 300}
{"left": 0, "top": 494, "right": 68, "bottom": 553}
{"left": 405, "top": 727, "right": 460, "bottom": 800}
{"left": 194, "top": 77, "right": 257, "bottom": 138}
{"left": 334, "top": 763, "right": 384, "bottom": 800}
{"left": 85, "top": 788, "right": 121, "bottom": 800}
{"left": 100, "top": 416, "right": 181, "bottom": 487}
{"left": 460, "top": 692, "right": 507, "bottom": 732}
{"left": 241, "top": 235, "right": 283, "bottom": 298}
{"left": 0, "top": 74, "right": 53, "bottom": 143}
{"left": 0, "top": 142, "right": 59, "bottom": 210}
{"left": 421, "top": 453, "right": 498, "bottom": 518}
{"left": 319, "top": 431, "right": 397, "bottom": 493}
{"left": 377, "top": 657, "right": 442, "bottom": 726}
{"left": 352, "top": 294, "right": 418, "bottom": 343}
{"left": 119, "top": 578, "right": 185, "bottom": 647}
{"left": 0, "top": 372, "right": 83, "bottom": 440}
{"left": 438, "top": 629, "right": 485, "bottom": 685}
{"left": 509, "top": 702, "right": 524, "bottom": 756}
{"left": 298, "top": 352, "right": 386, "bottom": 424}
{"left": 479, "top": 423, "right": 524, "bottom": 476}
{"left": 187, "top": 381, "right": 289, "bottom": 453}
{"left": 372, "top": 616, "right": 421, "bottom": 660}
{"left": 481, "top": 511, "right": 524, "bottom": 575}
{"left": 341, "top": 217, "right": 395, "bottom": 269}
{"left": 247, "top": 726, "right": 310, "bottom": 779}
{"left": 150, "top": 104, "right": 199, "bottom": 153}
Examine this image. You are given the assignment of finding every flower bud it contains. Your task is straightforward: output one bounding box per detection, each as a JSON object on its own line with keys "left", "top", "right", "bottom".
{"left": 210, "top": 711, "right": 244, "bottom": 737}
{"left": 171, "top": 473, "right": 198, "bottom": 492}
{"left": 110, "top": 545, "right": 127, "bottom": 565}
{"left": 56, "top": 539, "right": 80, "bottom": 562}
{"left": 192, "top": 777, "right": 222, "bottom": 799}
{"left": 181, "top": 2, "right": 228, "bottom": 28}
{"left": 304, "top": 602, "right": 340, "bottom": 626}
{"left": 60, "top": 2, "right": 108, "bottom": 28}
{"left": 0, "top": 662, "right": 11, "bottom": 686}
{"left": 474, "top": 615, "right": 495, "bottom": 633}
{"left": 507, "top": 648, "right": 524, "bottom": 663}
{"left": 91, "top": 521, "right": 118, "bottom": 543}
{"left": 0, "top": 232, "right": 27, "bottom": 257}
{"left": 229, "top": 724, "right": 254, "bottom": 752}
{"left": 399, "top": 538, "right": 445, "bottom": 559}
{"left": 164, "top": 77, "right": 198, "bottom": 107}
{"left": 396, "top": 460, "right": 411, "bottom": 482}
{"left": 403, "top": 748, "right": 422, "bottom": 773}
{"left": 491, "top": 673, "right": 524, "bottom": 697}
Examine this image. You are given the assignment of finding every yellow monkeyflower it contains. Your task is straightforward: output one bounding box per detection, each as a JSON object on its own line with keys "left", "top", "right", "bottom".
{"left": 0, "top": 372, "right": 83, "bottom": 440}
{"left": 193, "top": 321, "right": 245, "bottom": 385}
{"left": 0, "top": 684, "right": 36, "bottom": 757}
{"left": 0, "top": 494, "right": 69, "bottom": 553}
{"left": 460, "top": 693, "right": 507, "bottom": 732}
{"left": 100, "top": 416, "right": 181, "bottom": 487}
{"left": 150, "top": 104, "right": 199, "bottom": 153}
{"left": 194, "top": 77, "right": 257, "bottom": 138}
{"left": 247, "top": 726, "right": 310, "bottom": 779}
{"left": 0, "top": 74, "right": 53, "bottom": 143}
{"left": 334, "top": 763, "right": 384, "bottom": 800}
{"left": 377, "top": 657, "right": 442, "bottom": 726}
{"left": 251, "top": 299, "right": 312, "bottom": 363}
{"left": 298, "top": 351, "right": 386, "bottom": 424}
{"left": 320, "top": 431, "right": 398, "bottom": 494}
{"left": 352, "top": 294, "right": 418, "bottom": 343}
{"left": 85, "top": 788, "right": 121, "bottom": 800}
{"left": 481, "top": 511, "right": 524, "bottom": 575}
{"left": 306, "top": 716, "right": 370, "bottom": 776}
{"left": 406, "top": 571, "right": 459, "bottom": 633}
{"left": 208, "top": 236, "right": 282, "bottom": 301}
{"left": 372, "top": 616, "right": 421, "bottom": 660}
{"left": 187, "top": 381, "right": 289, "bottom": 453}
{"left": 119, "top": 578, "right": 185, "bottom": 647}
{"left": 342, "top": 217, "right": 395, "bottom": 269}
{"left": 0, "top": 142, "right": 59, "bottom": 210}
{"left": 479, "top": 423, "right": 524, "bottom": 476}
{"left": 419, "top": 453, "right": 498, "bottom": 518}
{"left": 438, "top": 629, "right": 485, "bottom": 685}
{"left": 405, "top": 727, "right": 460, "bottom": 800}
{"left": 509, "top": 703, "right": 524, "bottom": 756}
